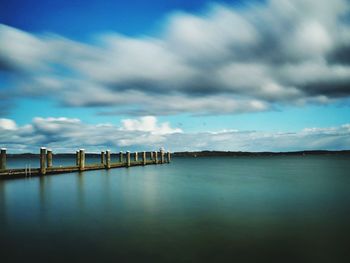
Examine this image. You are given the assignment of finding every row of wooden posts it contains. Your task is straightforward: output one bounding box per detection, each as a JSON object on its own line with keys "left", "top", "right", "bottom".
{"left": 0, "top": 147, "right": 171, "bottom": 175}
{"left": 71, "top": 149, "right": 170, "bottom": 174}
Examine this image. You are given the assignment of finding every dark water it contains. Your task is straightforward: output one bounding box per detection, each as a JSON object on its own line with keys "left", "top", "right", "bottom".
{"left": 1, "top": 155, "right": 350, "bottom": 263}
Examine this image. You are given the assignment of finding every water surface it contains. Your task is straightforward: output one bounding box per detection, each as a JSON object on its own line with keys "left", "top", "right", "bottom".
{"left": 1, "top": 155, "right": 349, "bottom": 262}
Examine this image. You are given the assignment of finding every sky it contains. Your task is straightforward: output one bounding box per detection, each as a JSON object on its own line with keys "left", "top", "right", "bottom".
{"left": 0, "top": 0, "right": 350, "bottom": 153}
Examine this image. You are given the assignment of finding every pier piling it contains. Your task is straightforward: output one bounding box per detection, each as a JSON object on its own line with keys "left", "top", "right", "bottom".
{"left": 47, "top": 149, "right": 53, "bottom": 168}
{"left": 79, "top": 149, "right": 85, "bottom": 171}
{"left": 101, "top": 151, "right": 105, "bottom": 165}
{"left": 106, "top": 150, "right": 111, "bottom": 169}
{"left": 142, "top": 151, "right": 146, "bottom": 165}
{"left": 40, "top": 147, "right": 47, "bottom": 175}
{"left": 119, "top": 151, "right": 123, "bottom": 163}
{"left": 161, "top": 150, "right": 165, "bottom": 164}
{"left": 154, "top": 151, "right": 158, "bottom": 164}
{"left": 167, "top": 152, "right": 171, "bottom": 163}
{"left": 76, "top": 150, "right": 80, "bottom": 166}
{"left": 127, "top": 151, "right": 131, "bottom": 167}
{"left": 1, "top": 148, "right": 6, "bottom": 170}
{"left": 134, "top": 152, "right": 138, "bottom": 161}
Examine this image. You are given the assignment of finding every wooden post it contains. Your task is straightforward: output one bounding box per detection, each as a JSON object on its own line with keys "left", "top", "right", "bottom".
{"left": 101, "top": 151, "right": 105, "bottom": 165}
{"left": 40, "top": 147, "right": 47, "bottom": 175}
{"left": 154, "top": 151, "right": 158, "bottom": 164}
{"left": 79, "top": 149, "right": 85, "bottom": 171}
{"left": 142, "top": 151, "right": 146, "bottom": 165}
{"left": 106, "top": 150, "right": 111, "bottom": 169}
{"left": 150, "top": 151, "right": 154, "bottom": 161}
{"left": 167, "top": 152, "right": 171, "bottom": 163}
{"left": 126, "top": 151, "right": 131, "bottom": 167}
{"left": 76, "top": 150, "right": 80, "bottom": 166}
{"left": 0, "top": 148, "right": 6, "bottom": 170}
{"left": 119, "top": 151, "right": 123, "bottom": 163}
{"left": 47, "top": 149, "right": 53, "bottom": 168}
{"left": 134, "top": 152, "right": 138, "bottom": 161}
{"left": 161, "top": 150, "right": 165, "bottom": 164}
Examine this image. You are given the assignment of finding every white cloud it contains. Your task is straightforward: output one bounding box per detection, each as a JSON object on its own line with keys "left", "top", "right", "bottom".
{"left": 120, "top": 116, "right": 182, "bottom": 135}
{"left": 0, "top": 116, "right": 182, "bottom": 152}
{"left": 0, "top": 118, "right": 17, "bottom": 130}
{"left": 0, "top": 116, "right": 349, "bottom": 153}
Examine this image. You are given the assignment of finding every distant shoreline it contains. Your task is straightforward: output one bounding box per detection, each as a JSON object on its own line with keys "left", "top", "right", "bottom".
{"left": 173, "top": 150, "right": 350, "bottom": 157}
{"left": 6, "top": 150, "right": 350, "bottom": 158}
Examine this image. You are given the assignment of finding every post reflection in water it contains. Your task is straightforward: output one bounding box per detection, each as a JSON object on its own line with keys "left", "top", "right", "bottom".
{"left": 141, "top": 168, "right": 161, "bottom": 214}
{"left": 0, "top": 181, "right": 7, "bottom": 226}
{"left": 38, "top": 176, "right": 47, "bottom": 223}
{"left": 102, "top": 169, "right": 112, "bottom": 209}
{"left": 76, "top": 172, "right": 86, "bottom": 213}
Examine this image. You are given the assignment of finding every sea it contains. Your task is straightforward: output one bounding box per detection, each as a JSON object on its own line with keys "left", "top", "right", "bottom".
{"left": 0, "top": 155, "right": 349, "bottom": 262}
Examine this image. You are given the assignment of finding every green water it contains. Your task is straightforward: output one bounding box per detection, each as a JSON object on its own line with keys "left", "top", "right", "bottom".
{"left": 1, "top": 155, "right": 349, "bottom": 262}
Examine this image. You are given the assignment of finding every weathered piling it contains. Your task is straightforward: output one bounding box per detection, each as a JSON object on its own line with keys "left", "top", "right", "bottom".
{"left": 126, "top": 151, "right": 131, "bottom": 167}
{"left": 106, "top": 150, "right": 111, "bottom": 169}
{"left": 161, "top": 150, "right": 165, "bottom": 164}
{"left": 119, "top": 151, "right": 124, "bottom": 163}
{"left": 40, "top": 147, "right": 47, "bottom": 175}
{"left": 101, "top": 151, "right": 105, "bottom": 165}
{"left": 79, "top": 149, "right": 85, "bottom": 171}
{"left": 47, "top": 149, "right": 53, "bottom": 168}
{"left": 154, "top": 151, "right": 158, "bottom": 164}
{"left": 167, "top": 152, "right": 171, "bottom": 163}
{"left": 134, "top": 152, "right": 138, "bottom": 161}
{"left": 142, "top": 151, "right": 146, "bottom": 165}
{"left": 76, "top": 150, "right": 80, "bottom": 166}
{"left": 1, "top": 148, "right": 6, "bottom": 170}
{"left": 150, "top": 151, "right": 154, "bottom": 161}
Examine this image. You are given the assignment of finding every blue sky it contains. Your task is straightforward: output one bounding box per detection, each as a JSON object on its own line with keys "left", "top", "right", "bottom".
{"left": 1, "top": 0, "right": 250, "bottom": 43}
{"left": 0, "top": 0, "right": 350, "bottom": 152}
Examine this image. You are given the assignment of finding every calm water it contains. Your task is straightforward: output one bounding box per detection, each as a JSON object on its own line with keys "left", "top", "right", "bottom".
{"left": 1, "top": 155, "right": 350, "bottom": 262}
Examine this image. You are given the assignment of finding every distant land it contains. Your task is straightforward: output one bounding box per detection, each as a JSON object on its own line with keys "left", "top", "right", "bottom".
{"left": 6, "top": 150, "right": 350, "bottom": 158}
{"left": 172, "top": 150, "right": 350, "bottom": 157}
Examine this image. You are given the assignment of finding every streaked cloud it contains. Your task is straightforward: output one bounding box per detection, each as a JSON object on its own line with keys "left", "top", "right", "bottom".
{"left": 0, "top": 0, "right": 350, "bottom": 116}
